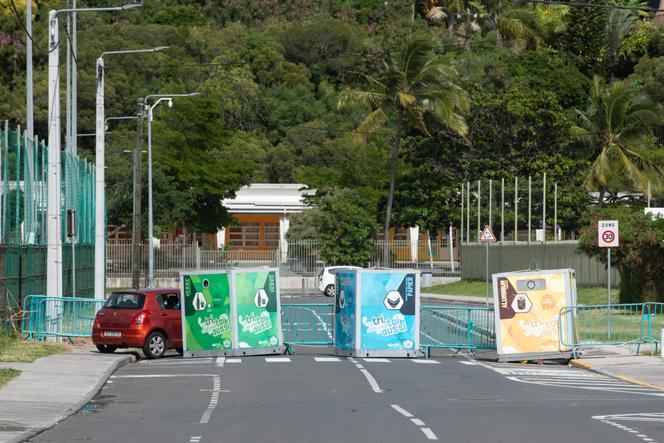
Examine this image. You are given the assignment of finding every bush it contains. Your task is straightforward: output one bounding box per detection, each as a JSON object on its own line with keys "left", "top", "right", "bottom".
{"left": 579, "top": 208, "right": 664, "bottom": 303}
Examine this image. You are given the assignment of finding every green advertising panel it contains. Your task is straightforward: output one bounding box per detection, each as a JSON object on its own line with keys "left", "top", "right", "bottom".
{"left": 234, "top": 270, "right": 281, "bottom": 349}
{"left": 182, "top": 273, "right": 233, "bottom": 352}
{"left": 180, "top": 269, "right": 283, "bottom": 357}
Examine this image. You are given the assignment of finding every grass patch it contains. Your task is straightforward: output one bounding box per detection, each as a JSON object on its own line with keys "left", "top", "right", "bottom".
{"left": 0, "top": 334, "right": 70, "bottom": 363}
{"left": 0, "top": 368, "right": 20, "bottom": 388}
{"left": 427, "top": 279, "right": 610, "bottom": 305}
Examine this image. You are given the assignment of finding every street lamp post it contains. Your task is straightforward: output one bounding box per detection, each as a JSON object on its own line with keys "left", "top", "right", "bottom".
{"left": 94, "top": 47, "right": 168, "bottom": 301}
{"left": 144, "top": 93, "right": 200, "bottom": 287}
{"left": 47, "top": 3, "right": 141, "bottom": 299}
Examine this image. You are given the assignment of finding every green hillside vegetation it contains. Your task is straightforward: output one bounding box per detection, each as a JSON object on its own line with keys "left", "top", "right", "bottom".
{"left": 0, "top": 0, "right": 662, "bottom": 239}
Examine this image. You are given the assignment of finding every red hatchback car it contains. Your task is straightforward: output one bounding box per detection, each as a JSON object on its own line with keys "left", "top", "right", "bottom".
{"left": 92, "top": 289, "right": 183, "bottom": 359}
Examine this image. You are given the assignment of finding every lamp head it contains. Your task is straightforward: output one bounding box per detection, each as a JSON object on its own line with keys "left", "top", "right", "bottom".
{"left": 167, "top": 99, "right": 173, "bottom": 108}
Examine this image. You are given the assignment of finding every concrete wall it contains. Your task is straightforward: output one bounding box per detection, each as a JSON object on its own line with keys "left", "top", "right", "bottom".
{"left": 461, "top": 241, "right": 619, "bottom": 287}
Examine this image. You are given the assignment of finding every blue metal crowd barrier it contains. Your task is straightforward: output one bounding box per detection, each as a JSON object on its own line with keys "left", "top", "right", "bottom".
{"left": 420, "top": 306, "right": 496, "bottom": 356}
{"left": 281, "top": 303, "right": 334, "bottom": 353}
{"left": 559, "top": 302, "right": 664, "bottom": 355}
{"left": 21, "top": 295, "right": 105, "bottom": 340}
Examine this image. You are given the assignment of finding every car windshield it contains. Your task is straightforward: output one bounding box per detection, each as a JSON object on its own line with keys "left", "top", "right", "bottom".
{"left": 104, "top": 293, "right": 145, "bottom": 310}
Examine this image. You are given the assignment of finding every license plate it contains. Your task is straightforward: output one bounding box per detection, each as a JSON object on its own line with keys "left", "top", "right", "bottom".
{"left": 103, "top": 331, "right": 121, "bottom": 337}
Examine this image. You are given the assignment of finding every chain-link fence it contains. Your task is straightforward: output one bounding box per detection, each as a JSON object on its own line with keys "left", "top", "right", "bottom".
{"left": 1, "top": 122, "right": 95, "bottom": 332}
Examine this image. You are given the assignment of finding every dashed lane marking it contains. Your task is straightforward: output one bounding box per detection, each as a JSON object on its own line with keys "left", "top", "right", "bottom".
{"left": 391, "top": 404, "right": 414, "bottom": 418}
{"left": 363, "top": 358, "right": 390, "bottom": 362}
{"left": 226, "top": 358, "right": 242, "bottom": 363}
{"left": 412, "top": 360, "right": 440, "bottom": 364}
{"left": 215, "top": 357, "right": 225, "bottom": 367}
{"left": 390, "top": 404, "right": 438, "bottom": 440}
{"left": 421, "top": 428, "right": 438, "bottom": 440}
{"left": 459, "top": 361, "right": 478, "bottom": 366}
{"left": 593, "top": 413, "right": 663, "bottom": 443}
{"left": 200, "top": 375, "right": 221, "bottom": 424}
{"left": 189, "top": 436, "right": 201, "bottom": 443}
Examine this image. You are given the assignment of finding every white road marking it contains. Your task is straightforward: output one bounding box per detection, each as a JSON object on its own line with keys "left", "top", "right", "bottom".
{"left": 200, "top": 375, "right": 221, "bottom": 424}
{"left": 112, "top": 374, "right": 217, "bottom": 378}
{"left": 391, "top": 404, "right": 414, "bottom": 418}
{"left": 189, "top": 437, "right": 201, "bottom": 443}
{"left": 303, "top": 307, "right": 333, "bottom": 341}
{"left": 480, "top": 362, "right": 664, "bottom": 397}
{"left": 226, "top": 358, "right": 242, "bottom": 363}
{"left": 411, "top": 418, "right": 425, "bottom": 426}
{"left": 459, "top": 361, "right": 478, "bottom": 366}
{"left": 412, "top": 359, "right": 440, "bottom": 364}
{"left": 356, "top": 364, "right": 365, "bottom": 369}
{"left": 216, "top": 357, "right": 225, "bottom": 367}
{"left": 363, "top": 358, "right": 390, "bottom": 363}
{"left": 421, "top": 427, "right": 438, "bottom": 440}
{"left": 265, "top": 357, "right": 291, "bottom": 363}
{"left": 359, "top": 368, "right": 383, "bottom": 393}
{"left": 314, "top": 357, "right": 341, "bottom": 362}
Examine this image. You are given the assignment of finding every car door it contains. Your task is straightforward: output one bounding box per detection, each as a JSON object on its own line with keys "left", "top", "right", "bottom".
{"left": 159, "top": 292, "right": 182, "bottom": 348}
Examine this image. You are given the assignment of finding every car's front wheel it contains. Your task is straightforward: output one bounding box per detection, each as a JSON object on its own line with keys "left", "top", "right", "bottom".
{"left": 96, "top": 344, "right": 117, "bottom": 354}
{"left": 143, "top": 331, "right": 167, "bottom": 359}
{"left": 324, "top": 284, "right": 335, "bottom": 298}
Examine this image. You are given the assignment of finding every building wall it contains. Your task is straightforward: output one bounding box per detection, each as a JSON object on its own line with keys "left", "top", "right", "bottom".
{"left": 224, "top": 214, "right": 281, "bottom": 250}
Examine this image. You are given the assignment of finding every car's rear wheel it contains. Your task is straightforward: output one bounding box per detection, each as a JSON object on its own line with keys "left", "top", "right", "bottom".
{"left": 143, "top": 331, "right": 167, "bottom": 359}
{"left": 324, "top": 284, "right": 335, "bottom": 298}
{"left": 96, "top": 344, "right": 117, "bottom": 354}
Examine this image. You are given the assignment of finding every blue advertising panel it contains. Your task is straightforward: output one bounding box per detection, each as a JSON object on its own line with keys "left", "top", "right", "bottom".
{"left": 334, "top": 271, "right": 356, "bottom": 350}
{"left": 359, "top": 272, "right": 418, "bottom": 352}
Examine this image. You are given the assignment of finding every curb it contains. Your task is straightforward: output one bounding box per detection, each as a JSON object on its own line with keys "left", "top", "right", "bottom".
{"left": 570, "top": 359, "right": 664, "bottom": 392}
{"left": 8, "top": 353, "right": 137, "bottom": 443}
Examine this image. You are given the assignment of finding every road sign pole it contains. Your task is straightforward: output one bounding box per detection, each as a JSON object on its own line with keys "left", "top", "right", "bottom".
{"left": 608, "top": 247, "right": 611, "bottom": 340}
{"left": 485, "top": 241, "right": 489, "bottom": 306}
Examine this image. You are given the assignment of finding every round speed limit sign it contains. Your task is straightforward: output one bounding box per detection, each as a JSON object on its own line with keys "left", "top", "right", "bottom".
{"left": 598, "top": 220, "right": 619, "bottom": 248}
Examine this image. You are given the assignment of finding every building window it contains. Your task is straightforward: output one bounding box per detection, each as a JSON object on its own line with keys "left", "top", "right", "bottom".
{"left": 228, "top": 223, "right": 260, "bottom": 247}
{"left": 264, "top": 223, "right": 279, "bottom": 248}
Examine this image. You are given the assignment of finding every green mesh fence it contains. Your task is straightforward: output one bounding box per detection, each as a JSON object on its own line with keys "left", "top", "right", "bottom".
{"left": 1, "top": 122, "right": 95, "bottom": 331}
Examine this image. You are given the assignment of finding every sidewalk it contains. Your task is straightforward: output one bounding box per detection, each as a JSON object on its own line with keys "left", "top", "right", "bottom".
{"left": 0, "top": 347, "right": 136, "bottom": 443}
{"left": 570, "top": 345, "right": 664, "bottom": 390}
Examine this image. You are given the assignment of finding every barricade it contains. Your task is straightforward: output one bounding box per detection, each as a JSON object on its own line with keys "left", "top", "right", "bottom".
{"left": 281, "top": 304, "right": 334, "bottom": 353}
{"left": 559, "top": 302, "right": 664, "bottom": 355}
{"left": 21, "top": 295, "right": 104, "bottom": 339}
{"left": 420, "top": 306, "right": 496, "bottom": 356}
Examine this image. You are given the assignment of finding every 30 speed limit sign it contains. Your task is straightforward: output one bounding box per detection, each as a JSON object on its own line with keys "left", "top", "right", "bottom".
{"left": 598, "top": 220, "right": 619, "bottom": 248}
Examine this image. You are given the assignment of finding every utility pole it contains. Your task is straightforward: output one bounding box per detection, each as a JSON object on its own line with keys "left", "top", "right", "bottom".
{"left": 132, "top": 99, "right": 144, "bottom": 289}
{"left": 26, "top": 0, "right": 33, "bottom": 138}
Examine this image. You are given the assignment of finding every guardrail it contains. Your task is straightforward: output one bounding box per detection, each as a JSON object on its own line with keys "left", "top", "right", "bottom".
{"left": 559, "top": 302, "right": 664, "bottom": 355}
{"left": 281, "top": 303, "right": 334, "bottom": 353}
{"left": 420, "top": 306, "right": 496, "bottom": 356}
{"left": 21, "top": 295, "right": 105, "bottom": 340}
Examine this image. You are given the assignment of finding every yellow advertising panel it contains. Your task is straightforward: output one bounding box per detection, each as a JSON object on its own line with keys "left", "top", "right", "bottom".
{"left": 493, "top": 269, "right": 576, "bottom": 361}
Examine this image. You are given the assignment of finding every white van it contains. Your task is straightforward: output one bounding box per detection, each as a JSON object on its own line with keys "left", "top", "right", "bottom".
{"left": 317, "top": 266, "right": 362, "bottom": 297}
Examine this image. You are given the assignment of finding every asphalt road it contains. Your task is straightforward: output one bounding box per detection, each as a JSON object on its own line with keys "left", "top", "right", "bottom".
{"left": 29, "top": 350, "right": 664, "bottom": 443}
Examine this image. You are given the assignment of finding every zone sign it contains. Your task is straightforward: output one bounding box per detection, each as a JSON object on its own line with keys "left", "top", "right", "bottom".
{"left": 598, "top": 220, "right": 619, "bottom": 248}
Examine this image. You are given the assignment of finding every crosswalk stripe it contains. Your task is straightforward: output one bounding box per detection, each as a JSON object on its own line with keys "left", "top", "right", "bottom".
{"left": 314, "top": 357, "right": 341, "bottom": 362}
{"left": 226, "top": 358, "right": 242, "bottom": 363}
{"left": 363, "top": 358, "right": 390, "bottom": 363}
{"left": 265, "top": 357, "right": 291, "bottom": 363}
{"left": 412, "top": 359, "right": 440, "bottom": 364}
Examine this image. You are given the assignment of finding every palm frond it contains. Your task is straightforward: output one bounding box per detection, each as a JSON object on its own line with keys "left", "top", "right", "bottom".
{"left": 338, "top": 89, "right": 386, "bottom": 111}
{"left": 353, "top": 108, "right": 388, "bottom": 143}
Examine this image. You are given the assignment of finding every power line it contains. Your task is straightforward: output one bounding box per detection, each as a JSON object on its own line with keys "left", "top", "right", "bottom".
{"left": 7, "top": 0, "right": 47, "bottom": 53}
{"left": 522, "top": 0, "right": 664, "bottom": 12}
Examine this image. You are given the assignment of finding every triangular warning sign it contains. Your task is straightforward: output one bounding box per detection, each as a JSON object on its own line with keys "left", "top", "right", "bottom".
{"left": 479, "top": 225, "right": 497, "bottom": 242}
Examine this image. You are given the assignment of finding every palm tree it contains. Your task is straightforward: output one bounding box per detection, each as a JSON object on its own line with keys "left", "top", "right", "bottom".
{"left": 571, "top": 76, "right": 663, "bottom": 206}
{"left": 338, "top": 35, "right": 470, "bottom": 263}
